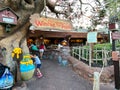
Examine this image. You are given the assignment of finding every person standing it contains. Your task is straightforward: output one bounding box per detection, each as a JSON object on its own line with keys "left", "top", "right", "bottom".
{"left": 39, "top": 42, "right": 46, "bottom": 59}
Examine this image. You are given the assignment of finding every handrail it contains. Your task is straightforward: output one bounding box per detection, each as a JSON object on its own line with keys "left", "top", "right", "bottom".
{"left": 71, "top": 46, "right": 112, "bottom": 67}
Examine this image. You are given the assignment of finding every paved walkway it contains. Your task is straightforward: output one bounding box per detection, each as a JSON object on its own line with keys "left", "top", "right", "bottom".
{"left": 26, "top": 58, "right": 114, "bottom": 90}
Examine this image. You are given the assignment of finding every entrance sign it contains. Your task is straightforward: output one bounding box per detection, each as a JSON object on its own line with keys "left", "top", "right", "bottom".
{"left": 30, "top": 14, "right": 73, "bottom": 31}
{"left": 112, "top": 32, "right": 120, "bottom": 40}
{"left": 87, "top": 32, "right": 97, "bottom": 43}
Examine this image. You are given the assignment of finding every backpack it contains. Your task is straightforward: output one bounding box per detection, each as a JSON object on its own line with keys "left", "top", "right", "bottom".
{"left": 31, "top": 45, "right": 38, "bottom": 51}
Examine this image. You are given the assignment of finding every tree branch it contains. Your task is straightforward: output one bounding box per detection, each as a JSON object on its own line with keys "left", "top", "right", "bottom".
{"left": 78, "top": 0, "right": 95, "bottom": 11}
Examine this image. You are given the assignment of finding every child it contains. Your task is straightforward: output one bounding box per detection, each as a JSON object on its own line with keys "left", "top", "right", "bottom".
{"left": 31, "top": 53, "right": 42, "bottom": 78}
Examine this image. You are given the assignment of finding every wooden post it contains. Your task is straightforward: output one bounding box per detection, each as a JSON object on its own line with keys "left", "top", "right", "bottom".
{"left": 112, "top": 39, "right": 120, "bottom": 89}
{"left": 104, "top": 48, "right": 107, "bottom": 66}
{"left": 79, "top": 47, "right": 81, "bottom": 60}
{"left": 89, "top": 43, "right": 92, "bottom": 67}
{"left": 93, "top": 72, "right": 100, "bottom": 90}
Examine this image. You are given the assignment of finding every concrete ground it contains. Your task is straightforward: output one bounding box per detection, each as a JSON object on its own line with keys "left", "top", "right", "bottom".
{"left": 25, "top": 58, "right": 114, "bottom": 90}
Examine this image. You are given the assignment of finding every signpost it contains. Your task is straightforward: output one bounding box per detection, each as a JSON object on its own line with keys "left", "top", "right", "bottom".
{"left": 87, "top": 31, "right": 100, "bottom": 90}
{"left": 112, "top": 37, "right": 120, "bottom": 90}
{"left": 112, "top": 32, "right": 120, "bottom": 40}
{"left": 87, "top": 31, "right": 97, "bottom": 67}
{"left": 109, "top": 23, "right": 120, "bottom": 90}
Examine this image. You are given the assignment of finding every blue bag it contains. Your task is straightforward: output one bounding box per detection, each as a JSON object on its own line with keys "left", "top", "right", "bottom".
{"left": 0, "top": 63, "right": 10, "bottom": 78}
{"left": 0, "top": 68, "right": 14, "bottom": 89}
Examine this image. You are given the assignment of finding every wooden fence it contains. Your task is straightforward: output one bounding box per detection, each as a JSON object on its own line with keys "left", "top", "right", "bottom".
{"left": 71, "top": 46, "right": 112, "bottom": 67}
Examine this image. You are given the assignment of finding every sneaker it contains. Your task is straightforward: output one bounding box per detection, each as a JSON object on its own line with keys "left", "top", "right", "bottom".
{"left": 36, "top": 72, "right": 39, "bottom": 76}
{"left": 37, "top": 73, "right": 43, "bottom": 78}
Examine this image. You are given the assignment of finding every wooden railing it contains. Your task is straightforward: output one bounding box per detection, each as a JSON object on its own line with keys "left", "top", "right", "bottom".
{"left": 71, "top": 46, "right": 112, "bottom": 67}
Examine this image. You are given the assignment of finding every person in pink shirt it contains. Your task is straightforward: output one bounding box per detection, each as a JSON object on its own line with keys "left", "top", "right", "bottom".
{"left": 39, "top": 42, "right": 46, "bottom": 59}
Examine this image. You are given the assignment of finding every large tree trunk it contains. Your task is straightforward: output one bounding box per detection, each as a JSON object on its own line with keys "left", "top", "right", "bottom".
{"left": 0, "top": 0, "right": 44, "bottom": 83}
{"left": 0, "top": 0, "right": 44, "bottom": 69}
{"left": 0, "top": 20, "right": 29, "bottom": 67}
{"left": 0, "top": 16, "right": 30, "bottom": 83}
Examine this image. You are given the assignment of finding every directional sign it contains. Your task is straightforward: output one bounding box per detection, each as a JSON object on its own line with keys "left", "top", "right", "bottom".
{"left": 112, "top": 51, "right": 120, "bottom": 61}
{"left": 109, "top": 23, "right": 115, "bottom": 30}
{"left": 112, "top": 32, "right": 120, "bottom": 40}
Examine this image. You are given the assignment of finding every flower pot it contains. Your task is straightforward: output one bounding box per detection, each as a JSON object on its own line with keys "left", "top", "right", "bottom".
{"left": 20, "top": 64, "right": 35, "bottom": 81}
{"left": 21, "top": 69, "right": 35, "bottom": 81}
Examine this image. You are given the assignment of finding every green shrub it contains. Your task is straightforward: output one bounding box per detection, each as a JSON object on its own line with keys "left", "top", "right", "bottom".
{"left": 94, "top": 43, "right": 112, "bottom": 50}
{"left": 81, "top": 43, "right": 112, "bottom": 60}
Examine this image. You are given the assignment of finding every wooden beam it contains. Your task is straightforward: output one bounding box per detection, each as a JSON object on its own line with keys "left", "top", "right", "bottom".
{"left": 29, "top": 30, "right": 87, "bottom": 38}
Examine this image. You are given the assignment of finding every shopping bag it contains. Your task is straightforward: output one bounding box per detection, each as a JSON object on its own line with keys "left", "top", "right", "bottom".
{"left": 0, "top": 63, "right": 10, "bottom": 78}
{"left": 0, "top": 68, "right": 14, "bottom": 89}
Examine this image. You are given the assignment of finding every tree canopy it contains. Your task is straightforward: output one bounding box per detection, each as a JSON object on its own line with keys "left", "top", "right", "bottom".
{"left": 0, "top": 0, "right": 119, "bottom": 31}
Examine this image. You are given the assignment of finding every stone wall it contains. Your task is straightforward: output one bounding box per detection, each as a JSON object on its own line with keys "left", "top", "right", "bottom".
{"left": 66, "top": 56, "right": 114, "bottom": 83}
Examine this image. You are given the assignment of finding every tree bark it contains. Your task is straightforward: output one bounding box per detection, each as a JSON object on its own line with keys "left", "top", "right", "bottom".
{"left": 0, "top": 0, "right": 44, "bottom": 68}
{"left": 0, "top": 0, "right": 45, "bottom": 83}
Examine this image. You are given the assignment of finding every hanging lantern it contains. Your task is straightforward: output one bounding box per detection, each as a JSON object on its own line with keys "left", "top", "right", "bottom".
{"left": 61, "top": 40, "right": 67, "bottom": 46}
{"left": 6, "top": 24, "right": 11, "bottom": 32}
